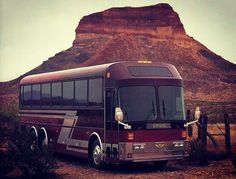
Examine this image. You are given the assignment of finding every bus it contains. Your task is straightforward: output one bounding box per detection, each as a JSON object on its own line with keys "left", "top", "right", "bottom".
{"left": 19, "top": 61, "right": 189, "bottom": 169}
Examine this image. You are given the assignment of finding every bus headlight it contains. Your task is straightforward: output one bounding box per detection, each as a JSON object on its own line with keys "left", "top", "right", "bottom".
{"left": 173, "top": 141, "right": 184, "bottom": 148}
{"left": 133, "top": 143, "right": 145, "bottom": 150}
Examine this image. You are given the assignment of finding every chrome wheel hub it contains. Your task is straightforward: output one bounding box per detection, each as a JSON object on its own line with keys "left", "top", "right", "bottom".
{"left": 93, "top": 145, "right": 101, "bottom": 165}
{"left": 30, "top": 140, "right": 36, "bottom": 151}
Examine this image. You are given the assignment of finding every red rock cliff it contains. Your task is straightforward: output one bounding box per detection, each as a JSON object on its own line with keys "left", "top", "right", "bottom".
{"left": 73, "top": 4, "right": 185, "bottom": 46}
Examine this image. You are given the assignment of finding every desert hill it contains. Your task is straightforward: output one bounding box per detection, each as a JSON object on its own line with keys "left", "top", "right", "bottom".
{"left": 0, "top": 3, "right": 235, "bottom": 119}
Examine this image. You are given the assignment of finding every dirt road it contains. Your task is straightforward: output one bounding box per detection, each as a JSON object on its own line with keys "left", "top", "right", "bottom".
{"left": 56, "top": 155, "right": 235, "bottom": 179}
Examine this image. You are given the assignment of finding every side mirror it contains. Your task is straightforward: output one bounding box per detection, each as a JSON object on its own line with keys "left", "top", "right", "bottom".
{"left": 115, "top": 107, "right": 123, "bottom": 122}
{"left": 194, "top": 106, "right": 201, "bottom": 120}
{"left": 184, "top": 106, "right": 201, "bottom": 128}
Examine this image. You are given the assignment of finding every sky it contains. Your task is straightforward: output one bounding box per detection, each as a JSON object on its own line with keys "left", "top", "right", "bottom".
{"left": 0, "top": 0, "right": 236, "bottom": 82}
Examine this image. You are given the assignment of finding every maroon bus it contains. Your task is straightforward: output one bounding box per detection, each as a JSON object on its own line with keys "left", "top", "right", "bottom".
{"left": 19, "top": 61, "right": 188, "bottom": 169}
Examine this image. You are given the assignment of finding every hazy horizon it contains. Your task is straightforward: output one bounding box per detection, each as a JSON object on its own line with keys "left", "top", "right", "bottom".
{"left": 1, "top": 0, "right": 236, "bottom": 82}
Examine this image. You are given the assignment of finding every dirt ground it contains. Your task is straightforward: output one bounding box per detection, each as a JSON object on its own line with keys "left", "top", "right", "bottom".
{"left": 56, "top": 154, "right": 236, "bottom": 179}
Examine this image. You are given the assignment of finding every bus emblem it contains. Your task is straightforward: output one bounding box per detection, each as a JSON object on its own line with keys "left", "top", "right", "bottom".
{"left": 155, "top": 143, "right": 165, "bottom": 149}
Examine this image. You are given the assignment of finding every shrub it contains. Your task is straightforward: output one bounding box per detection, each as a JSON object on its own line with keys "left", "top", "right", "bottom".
{"left": 232, "top": 153, "right": 236, "bottom": 168}
{"left": 0, "top": 150, "right": 16, "bottom": 176}
{"left": 189, "top": 139, "right": 208, "bottom": 165}
{"left": 0, "top": 106, "right": 19, "bottom": 137}
{"left": 0, "top": 131, "right": 58, "bottom": 178}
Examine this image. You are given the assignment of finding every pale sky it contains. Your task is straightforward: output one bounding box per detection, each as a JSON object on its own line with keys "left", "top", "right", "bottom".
{"left": 0, "top": 0, "right": 235, "bottom": 82}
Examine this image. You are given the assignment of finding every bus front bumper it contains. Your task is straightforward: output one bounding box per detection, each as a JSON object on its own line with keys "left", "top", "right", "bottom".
{"left": 118, "top": 140, "right": 189, "bottom": 162}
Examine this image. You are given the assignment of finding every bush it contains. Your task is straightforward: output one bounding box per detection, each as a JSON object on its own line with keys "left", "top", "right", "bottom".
{"left": 0, "top": 103, "right": 18, "bottom": 122}
{"left": 0, "top": 106, "right": 19, "bottom": 137}
{"left": 0, "top": 150, "right": 16, "bottom": 176}
{"left": 189, "top": 139, "right": 208, "bottom": 165}
{"left": 0, "top": 131, "right": 58, "bottom": 178}
{"left": 232, "top": 153, "right": 236, "bottom": 168}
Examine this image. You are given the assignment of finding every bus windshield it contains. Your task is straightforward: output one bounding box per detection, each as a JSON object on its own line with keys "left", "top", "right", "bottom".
{"left": 119, "top": 86, "right": 185, "bottom": 122}
{"left": 119, "top": 86, "right": 157, "bottom": 122}
{"left": 159, "top": 86, "right": 185, "bottom": 121}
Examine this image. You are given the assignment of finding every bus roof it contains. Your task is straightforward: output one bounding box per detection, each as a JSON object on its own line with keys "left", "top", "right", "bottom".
{"left": 20, "top": 61, "right": 182, "bottom": 85}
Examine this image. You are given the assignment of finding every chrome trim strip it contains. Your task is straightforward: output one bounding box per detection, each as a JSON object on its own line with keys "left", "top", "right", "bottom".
{"left": 66, "top": 147, "right": 88, "bottom": 154}
{"left": 67, "top": 139, "right": 88, "bottom": 148}
{"left": 132, "top": 155, "right": 185, "bottom": 162}
{"left": 20, "top": 121, "right": 103, "bottom": 130}
{"left": 19, "top": 109, "right": 77, "bottom": 115}
{"left": 19, "top": 114, "right": 68, "bottom": 119}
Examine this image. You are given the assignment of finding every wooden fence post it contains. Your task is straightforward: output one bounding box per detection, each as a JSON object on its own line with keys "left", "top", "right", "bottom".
{"left": 187, "top": 109, "right": 192, "bottom": 137}
{"left": 197, "top": 115, "right": 202, "bottom": 141}
{"left": 202, "top": 115, "right": 208, "bottom": 150}
{"left": 224, "top": 113, "right": 231, "bottom": 155}
{"left": 197, "top": 114, "right": 207, "bottom": 150}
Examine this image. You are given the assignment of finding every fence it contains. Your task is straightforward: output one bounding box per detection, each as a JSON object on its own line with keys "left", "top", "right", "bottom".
{"left": 187, "top": 110, "right": 231, "bottom": 155}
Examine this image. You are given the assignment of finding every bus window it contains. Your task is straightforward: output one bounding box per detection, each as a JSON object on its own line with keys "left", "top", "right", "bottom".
{"left": 89, "top": 78, "right": 103, "bottom": 106}
{"left": 119, "top": 86, "right": 157, "bottom": 121}
{"left": 52, "top": 82, "right": 62, "bottom": 106}
{"left": 23, "top": 85, "right": 31, "bottom": 106}
{"left": 63, "top": 81, "right": 74, "bottom": 106}
{"left": 32, "top": 84, "right": 40, "bottom": 106}
{"left": 159, "top": 86, "right": 185, "bottom": 121}
{"left": 75, "top": 80, "right": 87, "bottom": 106}
{"left": 128, "top": 66, "right": 173, "bottom": 77}
{"left": 20, "top": 86, "right": 24, "bottom": 106}
{"left": 41, "top": 83, "right": 51, "bottom": 106}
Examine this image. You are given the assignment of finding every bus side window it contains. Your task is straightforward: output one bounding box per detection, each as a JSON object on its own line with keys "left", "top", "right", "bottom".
{"left": 89, "top": 78, "right": 103, "bottom": 106}
{"left": 20, "top": 86, "right": 24, "bottom": 107}
{"left": 63, "top": 81, "right": 74, "bottom": 106}
{"left": 75, "top": 80, "right": 87, "bottom": 106}
{"left": 52, "top": 82, "right": 62, "bottom": 106}
{"left": 41, "top": 83, "right": 51, "bottom": 106}
{"left": 23, "top": 85, "right": 32, "bottom": 106}
{"left": 32, "top": 84, "right": 40, "bottom": 106}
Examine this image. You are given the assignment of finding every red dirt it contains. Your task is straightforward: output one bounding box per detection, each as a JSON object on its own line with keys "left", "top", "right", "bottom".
{"left": 56, "top": 155, "right": 236, "bottom": 179}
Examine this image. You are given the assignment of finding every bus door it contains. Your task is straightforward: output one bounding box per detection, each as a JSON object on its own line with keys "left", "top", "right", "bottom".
{"left": 105, "top": 89, "right": 119, "bottom": 162}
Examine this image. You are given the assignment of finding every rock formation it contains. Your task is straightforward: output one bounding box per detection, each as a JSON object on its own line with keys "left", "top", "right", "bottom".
{"left": 74, "top": 4, "right": 186, "bottom": 40}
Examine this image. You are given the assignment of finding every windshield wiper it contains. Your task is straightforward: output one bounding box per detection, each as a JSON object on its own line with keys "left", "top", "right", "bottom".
{"left": 152, "top": 100, "right": 156, "bottom": 119}
{"left": 162, "top": 100, "right": 166, "bottom": 119}
{"left": 124, "top": 110, "right": 129, "bottom": 121}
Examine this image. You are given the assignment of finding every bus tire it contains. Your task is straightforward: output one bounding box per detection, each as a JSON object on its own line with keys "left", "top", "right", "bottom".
{"left": 90, "top": 139, "right": 105, "bottom": 170}
{"left": 29, "top": 128, "right": 38, "bottom": 152}
{"left": 38, "top": 129, "right": 48, "bottom": 153}
{"left": 153, "top": 160, "right": 168, "bottom": 168}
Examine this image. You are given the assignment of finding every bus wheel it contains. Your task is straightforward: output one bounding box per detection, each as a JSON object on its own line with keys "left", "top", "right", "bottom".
{"left": 90, "top": 139, "right": 104, "bottom": 169}
{"left": 153, "top": 160, "right": 168, "bottom": 168}
{"left": 29, "top": 129, "right": 38, "bottom": 152}
{"left": 38, "top": 130, "right": 48, "bottom": 153}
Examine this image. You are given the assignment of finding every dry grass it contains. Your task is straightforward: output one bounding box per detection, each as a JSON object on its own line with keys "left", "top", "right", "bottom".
{"left": 207, "top": 124, "right": 236, "bottom": 153}
{"left": 188, "top": 123, "right": 236, "bottom": 154}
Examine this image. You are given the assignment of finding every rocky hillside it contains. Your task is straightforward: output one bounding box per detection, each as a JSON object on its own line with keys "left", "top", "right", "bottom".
{"left": 0, "top": 3, "right": 235, "bottom": 118}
